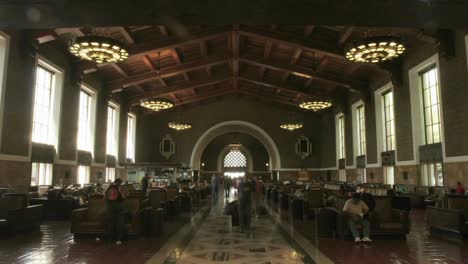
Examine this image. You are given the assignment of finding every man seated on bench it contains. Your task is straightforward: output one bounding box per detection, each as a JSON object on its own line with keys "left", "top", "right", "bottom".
{"left": 343, "top": 193, "right": 372, "bottom": 243}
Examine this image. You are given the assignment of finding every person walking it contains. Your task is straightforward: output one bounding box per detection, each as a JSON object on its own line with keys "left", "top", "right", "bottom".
{"left": 105, "top": 178, "right": 127, "bottom": 245}
{"left": 211, "top": 174, "right": 218, "bottom": 202}
{"left": 238, "top": 177, "right": 254, "bottom": 236}
{"left": 141, "top": 172, "right": 150, "bottom": 196}
{"left": 224, "top": 177, "right": 232, "bottom": 199}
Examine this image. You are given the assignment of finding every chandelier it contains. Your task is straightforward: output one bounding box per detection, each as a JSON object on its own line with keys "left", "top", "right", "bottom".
{"left": 345, "top": 36, "right": 405, "bottom": 63}
{"left": 140, "top": 97, "right": 174, "bottom": 111}
{"left": 69, "top": 36, "right": 129, "bottom": 64}
{"left": 280, "top": 122, "right": 303, "bottom": 131}
{"left": 168, "top": 122, "right": 192, "bottom": 131}
{"left": 299, "top": 99, "right": 333, "bottom": 111}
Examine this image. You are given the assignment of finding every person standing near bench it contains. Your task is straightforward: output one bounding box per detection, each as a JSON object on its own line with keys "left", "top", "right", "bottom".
{"left": 105, "top": 178, "right": 127, "bottom": 245}
{"left": 343, "top": 193, "right": 372, "bottom": 243}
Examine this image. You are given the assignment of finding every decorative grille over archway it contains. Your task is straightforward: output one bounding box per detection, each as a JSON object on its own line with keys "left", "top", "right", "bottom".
{"left": 223, "top": 149, "right": 247, "bottom": 168}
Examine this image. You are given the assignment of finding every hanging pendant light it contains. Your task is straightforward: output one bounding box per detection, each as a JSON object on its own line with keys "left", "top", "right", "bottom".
{"left": 140, "top": 52, "right": 174, "bottom": 111}
{"left": 168, "top": 109, "right": 192, "bottom": 131}
{"left": 140, "top": 97, "right": 174, "bottom": 111}
{"left": 168, "top": 122, "right": 192, "bottom": 131}
{"left": 69, "top": 36, "right": 129, "bottom": 64}
{"left": 345, "top": 36, "right": 406, "bottom": 63}
{"left": 299, "top": 98, "right": 333, "bottom": 111}
{"left": 280, "top": 122, "right": 303, "bottom": 131}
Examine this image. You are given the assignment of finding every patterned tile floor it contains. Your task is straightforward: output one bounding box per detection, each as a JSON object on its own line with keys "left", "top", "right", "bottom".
{"left": 171, "top": 195, "right": 310, "bottom": 264}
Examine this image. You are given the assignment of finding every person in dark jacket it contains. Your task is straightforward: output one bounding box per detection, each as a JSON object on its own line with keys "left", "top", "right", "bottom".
{"left": 238, "top": 178, "right": 254, "bottom": 236}
{"left": 105, "top": 178, "right": 127, "bottom": 245}
{"left": 141, "top": 172, "right": 150, "bottom": 195}
{"left": 224, "top": 177, "right": 232, "bottom": 199}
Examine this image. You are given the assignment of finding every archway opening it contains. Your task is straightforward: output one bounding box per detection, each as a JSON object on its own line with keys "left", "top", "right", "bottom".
{"left": 191, "top": 120, "right": 281, "bottom": 171}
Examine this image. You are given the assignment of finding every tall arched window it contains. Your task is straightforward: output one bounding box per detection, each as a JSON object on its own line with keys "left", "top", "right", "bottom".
{"left": 223, "top": 149, "right": 246, "bottom": 168}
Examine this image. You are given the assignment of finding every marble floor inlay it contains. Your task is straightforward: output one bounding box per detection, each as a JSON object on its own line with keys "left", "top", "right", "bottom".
{"left": 170, "top": 194, "right": 309, "bottom": 264}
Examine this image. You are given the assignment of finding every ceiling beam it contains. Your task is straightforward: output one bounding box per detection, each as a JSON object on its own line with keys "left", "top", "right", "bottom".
{"left": 131, "top": 30, "right": 229, "bottom": 59}
{"left": 78, "top": 30, "right": 229, "bottom": 73}
{"left": 171, "top": 89, "right": 236, "bottom": 108}
{"left": 264, "top": 40, "right": 273, "bottom": 59}
{"left": 238, "top": 89, "right": 299, "bottom": 108}
{"left": 290, "top": 48, "right": 303, "bottom": 64}
{"left": 338, "top": 26, "right": 355, "bottom": 46}
{"left": 239, "top": 27, "right": 345, "bottom": 61}
{"left": 240, "top": 55, "right": 365, "bottom": 92}
{"left": 130, "top": 77, "right": 231, "bottom": 105}
{"left": 110, "top": 63, "right": 144, "bottom": 92}
{"left": 108, "top": 56, "right": 229, "bottom": 92}
{"left": 171, "top": 49, "right": 190, "bottom": 81}
{"left": 304, "top": 26, "right": 316, "bottom": 37}
{"left": 259, "top": 66, "right": 266, "bottom": 80}
{"left": 119, "top": 27, "right": 135, "bottom": 45}
{"left": 316, "top": 58, "right": 329, "bottom": 72}
{"left": 158, "top": 25, "right": 169, "bottom": 36}
{"left": 200, "top": 41, "right": 208, "bottom": 56}
{"left": 239, "top": 76, "right": 314, "bottom": 99}
{"left": 142, "top": 55, "right": 156, "bottom": 71}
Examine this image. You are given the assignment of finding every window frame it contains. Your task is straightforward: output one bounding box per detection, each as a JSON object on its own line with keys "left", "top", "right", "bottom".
{"left": 106, "top": 101, "right": 120, "bottom": 157}
{"left": 0, "top": 32, "right": 10, "bottom": 151}
{"left": 106, "top": 167, "right": 116, "bottom": 182}
{"left": 77, "top": 85, "right": 97, "bottom": 153}
{"left": 31, "top": 56, "right": 64, "bottom": 149}
{"left": 408, "top": 54, "right": 444, "bottom": 163}
{"left": 126, "top": 113, "right": 136, "bottom": 161}
{"left": 336, "top": 114, "right": 345, "bottom": 160}
{"left": 31, "top": 162, "right": 53, "bottom": 186}
{"left": 223, "top": 149, "right": 247, "bottom": 168}
{"left": 77, "top": 165, "right": 90, "bottom": 185}
{"left": 419, "top": 65, "right": 442, "bottom": 145}
{"left": 382, "top": 90, "right": 396, "bottom": 151}
{"left": 356, "top": 104, "right": 366, "bottom": 156}
{"left": 383, "top": 166, "right": 394, "bottom": 185}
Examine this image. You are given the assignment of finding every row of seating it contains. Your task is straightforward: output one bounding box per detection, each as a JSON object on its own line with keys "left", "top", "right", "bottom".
{"left": 265, "top": 184, "right": 410, "bottom": 239}
{"left": 0, "top": 193, "right": 43, "bottom": 234}
{"left": 71, "top": 186, "right": 208, "bottom": 237}
{"left": 426, "top": 195, "right": 468, "bottom": 239}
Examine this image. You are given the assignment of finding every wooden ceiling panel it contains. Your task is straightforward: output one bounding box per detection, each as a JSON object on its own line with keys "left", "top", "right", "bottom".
{"left": 178, "top": 43, "right": 202, "bottom": 62}
{"left": 145, "top": 52, "right": 177, "bottom": 69}
{"left": 123, "top": 61, "right": 150, "bottom": 76}
{"left": 51, "top": 24, "right": 436, "bottom": 111}
{"left": 263, "top": 68, "right": 284, "bottom": 84}
{"left": 210, "top": 63, "right": 230, "bottom": 77}
{"left": 163, "top": 75, "right": 188, "bottom": 86}
{"left": 188, "top": 68, "right": 209, "bottom": 80}
{"left": 206, "top": 38, "right": 229, "bottom": 55}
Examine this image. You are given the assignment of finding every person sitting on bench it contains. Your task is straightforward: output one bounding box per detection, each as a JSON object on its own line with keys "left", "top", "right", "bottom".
{"left": 343, "top": 193, "right": 372, "bottom": 243}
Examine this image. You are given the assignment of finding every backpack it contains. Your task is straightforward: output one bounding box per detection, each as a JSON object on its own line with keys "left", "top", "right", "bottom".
{"left": 107, "top": 186, "right": 119, "bottom": 201}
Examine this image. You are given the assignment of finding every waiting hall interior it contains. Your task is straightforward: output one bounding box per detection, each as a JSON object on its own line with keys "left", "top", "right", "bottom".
{"left": 1, "top": 1, "right": 468, "bottom": 263}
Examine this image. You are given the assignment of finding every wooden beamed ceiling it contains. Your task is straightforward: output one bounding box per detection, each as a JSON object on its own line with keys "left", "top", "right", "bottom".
{"left": 42, "top": 25, "right": 434, "bottom": 111}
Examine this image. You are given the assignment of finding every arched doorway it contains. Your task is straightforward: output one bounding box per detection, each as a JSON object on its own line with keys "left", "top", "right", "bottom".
{"left": 190, "top": 120, "right": 281, "bottom": 170}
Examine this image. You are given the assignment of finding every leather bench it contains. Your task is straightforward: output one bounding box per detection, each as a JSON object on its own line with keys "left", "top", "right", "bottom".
{"left": 0, "top": 193, "right": 43, "bottom": 234}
